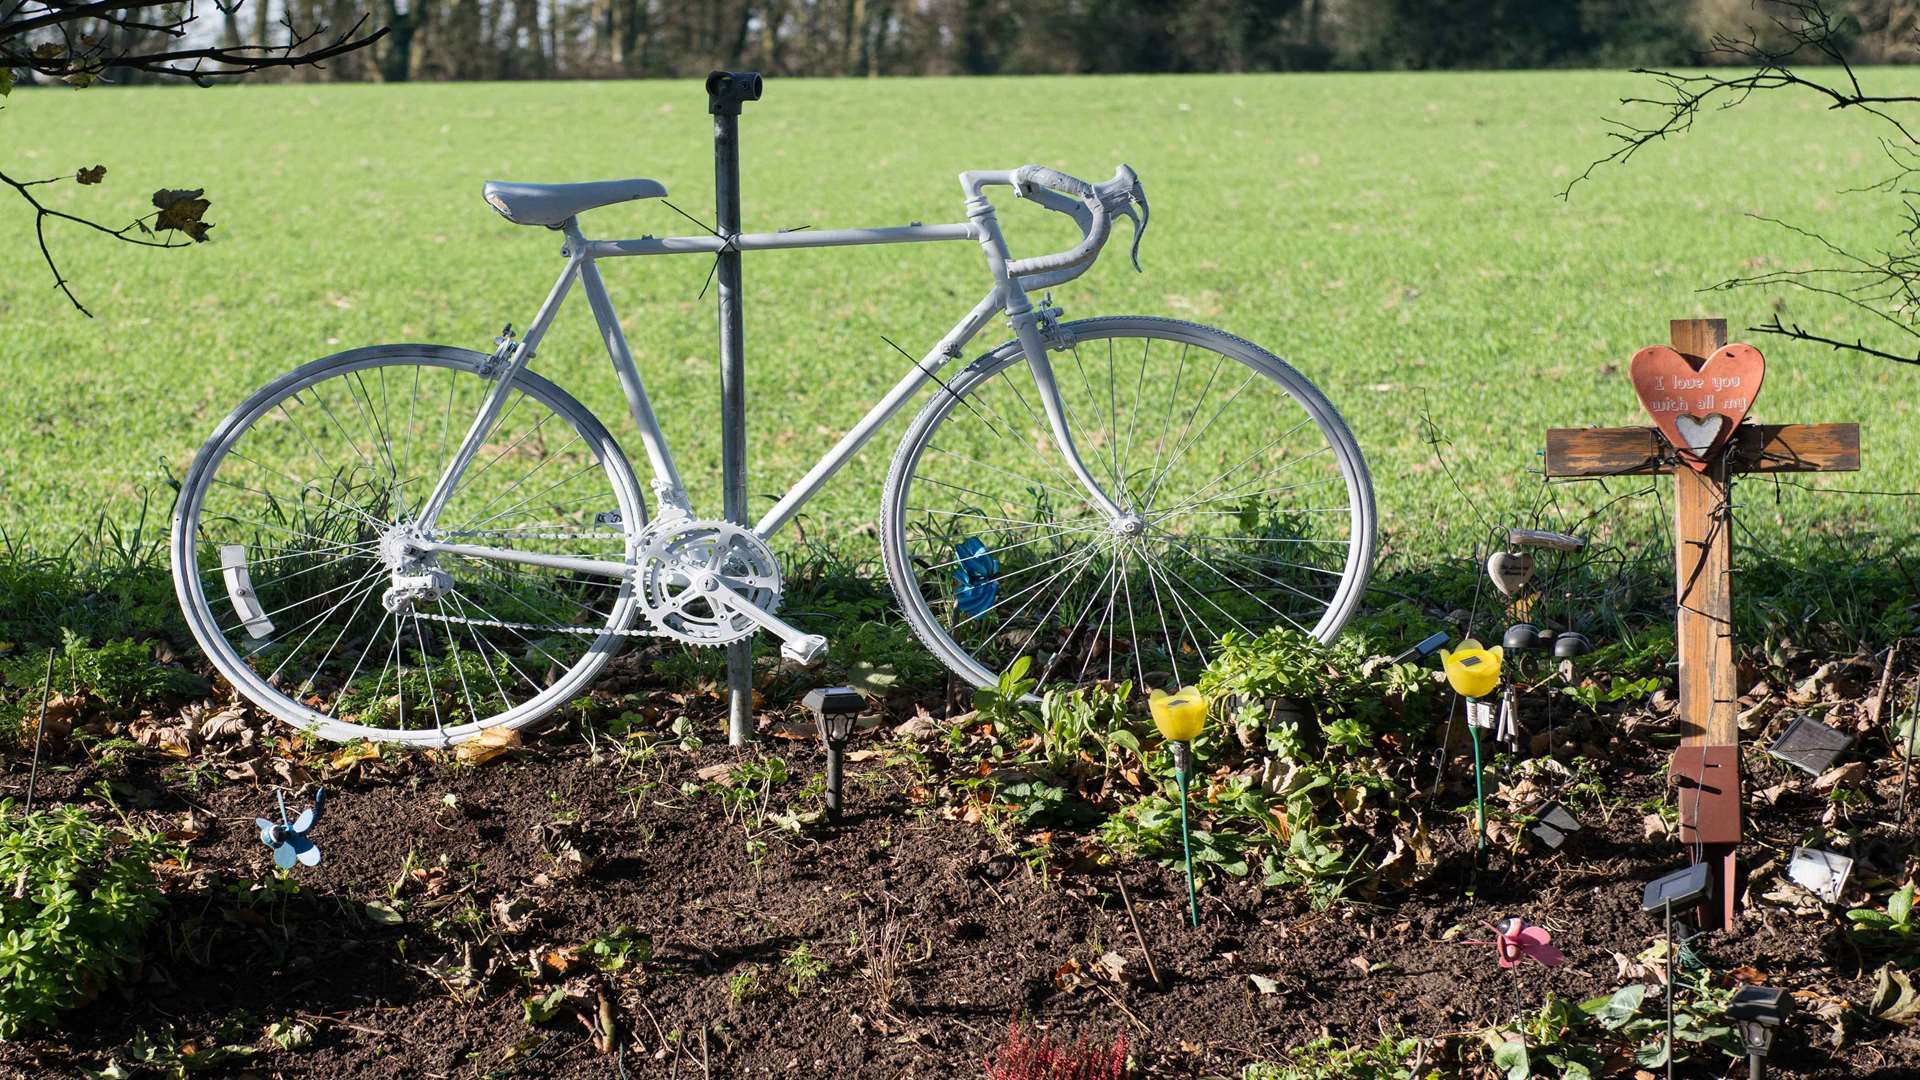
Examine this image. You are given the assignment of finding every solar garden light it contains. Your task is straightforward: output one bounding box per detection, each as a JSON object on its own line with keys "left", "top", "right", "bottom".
{"left": 1643, "top": 862, "right": 1713, "bottom": 1080}
{"left": 1727, "top": 985, "right": 1794, "bottom": 1080}
{"left": 1150, "top": 686, "right": 1209, "bottom": 927}
{"left": 1440, "top": 640, "right": 1504, "bottom": 862}
{"left": 803, "top": 686, "right": 864, "bottom": 822}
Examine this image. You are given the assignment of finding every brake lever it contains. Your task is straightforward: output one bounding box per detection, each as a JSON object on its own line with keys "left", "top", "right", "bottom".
{"left": 1120, "top": 180, "right": 1149, "bottom": 273}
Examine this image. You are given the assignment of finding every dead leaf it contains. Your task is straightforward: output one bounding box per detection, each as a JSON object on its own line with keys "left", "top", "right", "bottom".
{"left": 456, "top": 726, "right": 520, "bottom": 765}
{"left": 198, "top": 705, "right": 250, "bottom": 743}
{"left": 129, "top": 714, "right": 193, "bottom": 757}
{"left": 1871, "top": 964, "right": 1920, "bottom": 1025}
{"left": 1814, "top": 761, "right": 1868, "bottom": 791}
{"left": 330, "top": 743, "right": 380, "bottom": 770}
{"left": 696, "top": 762, "right": 738, "bottom": 784}
{"left": 75, "top": 164, "right": 105, "bottom": 185}
{"left": 1248, "top": 973, "right": 1280, "bottom": 995}
{"left": 151, "top": 187, "right": 214, "bottom": 242}
{"left": 1052, "top": 959, "right": 1087, "bottom": 992}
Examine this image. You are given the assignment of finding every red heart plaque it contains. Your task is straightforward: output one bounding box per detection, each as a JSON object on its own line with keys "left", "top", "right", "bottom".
{"left": 1628, "top": 342, "right": 1766, "bottom": 471}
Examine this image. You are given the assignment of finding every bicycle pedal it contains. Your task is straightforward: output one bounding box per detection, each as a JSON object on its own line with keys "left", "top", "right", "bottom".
{"left": 781, "top": 635, "right": 829, "bottom": 665}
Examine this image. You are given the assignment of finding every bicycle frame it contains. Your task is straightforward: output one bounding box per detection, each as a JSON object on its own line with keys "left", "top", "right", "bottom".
{"left": 413, "top": 192, "right": 1130, "bottom": 581}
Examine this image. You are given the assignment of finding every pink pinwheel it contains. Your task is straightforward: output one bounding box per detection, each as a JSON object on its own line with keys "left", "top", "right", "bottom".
{"left": 1492, "top": 916, "right": 1564, "bottom": 969}
{"left": 1466, "top": 916, "right": 1566, "bottom": 969}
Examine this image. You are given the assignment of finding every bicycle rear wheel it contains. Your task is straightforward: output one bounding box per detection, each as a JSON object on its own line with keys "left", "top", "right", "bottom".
{"left": 171, "top": 344, "right": 646, "bottom": 745}
{"left": 881, "top": 316, "right": 1375, "bottom": 695}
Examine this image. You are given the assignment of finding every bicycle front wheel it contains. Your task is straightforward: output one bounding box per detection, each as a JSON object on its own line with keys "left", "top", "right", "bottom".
{"left": 881, "top": 317, "right": 1375, "bottom": 695}
{"left": 171, "top": 344, "right": 647, "bottom": 746}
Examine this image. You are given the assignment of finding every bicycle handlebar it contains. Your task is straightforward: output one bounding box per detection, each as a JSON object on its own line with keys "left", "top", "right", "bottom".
{"left": 959, "top": 164, "right": 1147, "bottom": 283}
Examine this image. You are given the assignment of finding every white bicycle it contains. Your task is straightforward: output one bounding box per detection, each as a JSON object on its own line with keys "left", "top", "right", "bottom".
{"left": 171, "top": 161, "right": 1377, "bottom": 745}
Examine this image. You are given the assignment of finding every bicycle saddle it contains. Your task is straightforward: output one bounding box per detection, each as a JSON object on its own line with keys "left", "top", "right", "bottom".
{"left": 482, "top": 178, "right": 668, "bottom": 227}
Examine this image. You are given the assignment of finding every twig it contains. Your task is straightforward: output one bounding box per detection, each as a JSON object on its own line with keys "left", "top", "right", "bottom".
{"left": 1091, "top": 979, "right": 1148, "bottom": 1034}
{"left": 1114, "top": 873, "right": 1162, "bottom": 990}
{"left": 23, "top": 647, "right": 55, "bottom": 814}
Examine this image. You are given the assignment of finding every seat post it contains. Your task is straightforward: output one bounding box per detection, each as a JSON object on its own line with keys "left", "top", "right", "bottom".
{"left": 707, "top": 69, "right": 762, "bottom": 748}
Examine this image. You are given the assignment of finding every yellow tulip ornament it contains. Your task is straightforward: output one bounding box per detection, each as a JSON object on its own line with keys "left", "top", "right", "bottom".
{"left": 1440, "top": 640, "right": 1504, "bottom": 699}
{"left": 1150, "top": 686, "right": 1208, "bottom": 926}
{"left": 1438, "top": 639, "right": 1504, "bottom": 865}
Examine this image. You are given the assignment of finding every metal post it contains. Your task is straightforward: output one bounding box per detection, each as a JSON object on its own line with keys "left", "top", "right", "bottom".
{"left": 824, "top": 745, "right": 844, "bottom": 820}
{"left": 707, "top": 71, "right": 762, "bottom": 747}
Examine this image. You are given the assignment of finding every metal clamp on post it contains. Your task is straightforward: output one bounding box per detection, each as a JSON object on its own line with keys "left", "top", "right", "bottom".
{"left": 705, "top": 70, "right": 763, "bottom": 116}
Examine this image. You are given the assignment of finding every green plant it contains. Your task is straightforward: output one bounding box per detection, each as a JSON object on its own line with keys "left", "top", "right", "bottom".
{"left": 780, "top": 942, "right": 827, "bottom": 997}
{"left": 726, "top": 969, "right": 761, "bottom": 1007}
{"left": 1244, "top": 1031, "right": 1431, "bottom": 1079}
{"left": 582, "top": 925, "right": 653, "bottom": 972}
{"left": 1479, "top": 971, "right": 1743, "bottom": 1079}
{"left": 1562, "top": 675, "right": 1661, "bottom": 713}
{"left": 1849, "top": 882, "right": 1919, "bottom": 950}
{"left": 1, "top": 627, "right": 203, "bottom": 711}
{"left": 0, "top": 802, "right": 172, "bottom": 1037}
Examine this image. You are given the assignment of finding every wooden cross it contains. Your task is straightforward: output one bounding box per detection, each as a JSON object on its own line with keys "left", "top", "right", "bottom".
{"left": 1544, "top": 318, "right": 1860, "bottom": 932}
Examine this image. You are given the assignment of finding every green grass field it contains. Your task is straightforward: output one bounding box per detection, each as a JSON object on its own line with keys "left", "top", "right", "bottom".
{"left": 3, "top": 71, "right": 1915, "bottom": 570}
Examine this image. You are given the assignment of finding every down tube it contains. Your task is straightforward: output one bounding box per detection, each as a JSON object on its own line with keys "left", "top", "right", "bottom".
{"left": 753, "top": 289, "right": 1003, "bottom": 539}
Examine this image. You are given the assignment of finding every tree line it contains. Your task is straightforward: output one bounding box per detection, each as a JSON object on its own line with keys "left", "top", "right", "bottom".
{"left": 26, "top": 0, "right": 1920, "bottom": 86}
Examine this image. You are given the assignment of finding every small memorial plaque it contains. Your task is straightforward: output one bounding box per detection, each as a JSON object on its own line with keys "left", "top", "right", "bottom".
{"left": 1529, "top": 802, "right": 1584, "bottom": 850}
{"left": 1766, "top": 715, "right": 1853, "bottom": 777}
{"left": 1787, "top": 846, "right": 1854, "bottom": 904}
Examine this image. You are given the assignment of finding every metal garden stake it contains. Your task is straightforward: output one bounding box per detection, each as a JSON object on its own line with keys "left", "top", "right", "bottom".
{"left": 1150, "top": 687, "right": 1208, "bottom": 927}
{"left": 803, "top": 686, "right": 863, "bottom": 822}
{"left": 707, "top": 69, "right": 764, "bottom": 747}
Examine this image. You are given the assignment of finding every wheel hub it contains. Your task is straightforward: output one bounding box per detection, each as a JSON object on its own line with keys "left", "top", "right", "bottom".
{"left": 378, "top": 523, "right": 452, "bottom": 612}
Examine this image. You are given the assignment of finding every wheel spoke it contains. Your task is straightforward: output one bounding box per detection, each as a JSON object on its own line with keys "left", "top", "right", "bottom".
{"left": 179, "top": 354, "right": 637, "bottom": 743}
{"left": 891, "top": 326, "right": 1372, "bottom": 693}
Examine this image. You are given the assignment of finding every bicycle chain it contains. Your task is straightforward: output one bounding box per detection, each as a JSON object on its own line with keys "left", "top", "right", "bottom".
{"left": 408, "top": 527, "right": 680, "bottom": 641}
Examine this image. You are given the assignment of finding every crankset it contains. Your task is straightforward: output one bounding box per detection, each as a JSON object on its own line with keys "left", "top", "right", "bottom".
{"left": 634, "top": 519, "right": 826, "bottom": 663}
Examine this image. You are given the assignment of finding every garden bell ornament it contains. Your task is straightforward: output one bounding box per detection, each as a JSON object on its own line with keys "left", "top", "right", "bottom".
{"left": 1486, "top": 550, "right": 1535, "bottom": 598}
{"left": 1150, "top": 686, "right": 1208, "bottom": 927}
{"left": 1552, "top": 631, "right": 1593, "bottom": 659}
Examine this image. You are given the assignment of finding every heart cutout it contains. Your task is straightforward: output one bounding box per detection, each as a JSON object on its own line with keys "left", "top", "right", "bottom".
{"left": 1485, "top": 551, "right": 1535, "bottom": 597}
{"left": 1672, "top": 413, "right": 1727, "bottom": 454}
{"left": 1629, "top": 342, "right": 1766, "bottom": 471}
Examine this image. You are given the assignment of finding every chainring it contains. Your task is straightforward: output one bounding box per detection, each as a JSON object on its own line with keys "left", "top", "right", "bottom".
{"left": 635, "top": 519, "right": 782, "bottom": 648}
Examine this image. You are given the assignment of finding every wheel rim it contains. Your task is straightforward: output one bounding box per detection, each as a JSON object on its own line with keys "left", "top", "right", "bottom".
{"left": 885, "top": 319, "right": 1375, "bottom": 694}
{"left": 172, "top": 347, "right": 643, "bottom": 745}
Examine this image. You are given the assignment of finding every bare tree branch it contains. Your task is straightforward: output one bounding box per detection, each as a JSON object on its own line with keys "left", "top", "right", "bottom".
{"left": 1571, "top": 0, "right": 1920, "bottom": 366}
{"left": 0, "top": 1, "right": 385, "bottom": 313}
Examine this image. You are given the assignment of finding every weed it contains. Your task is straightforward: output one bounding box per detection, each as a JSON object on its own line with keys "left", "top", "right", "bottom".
{"left": 1243, "top": 1031, "right": 1430, "bottom": 1079}
{"left": 780, "top": 941, "right": 828, "bottom": 997}
{"left": 582, "top": 925, "right": 653, "bottom": 972}
{"left": 1562, "top": 675, "right": 1661, "bottom": 713}
{"left": 0, "top": 802, "right": 173, "bottom": 1037}
{"left": 1848, "top": 882, "right": 1919, "bottom": 952}
{"left": 726, "top": 969, "right": 761, "bottom": 1008}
